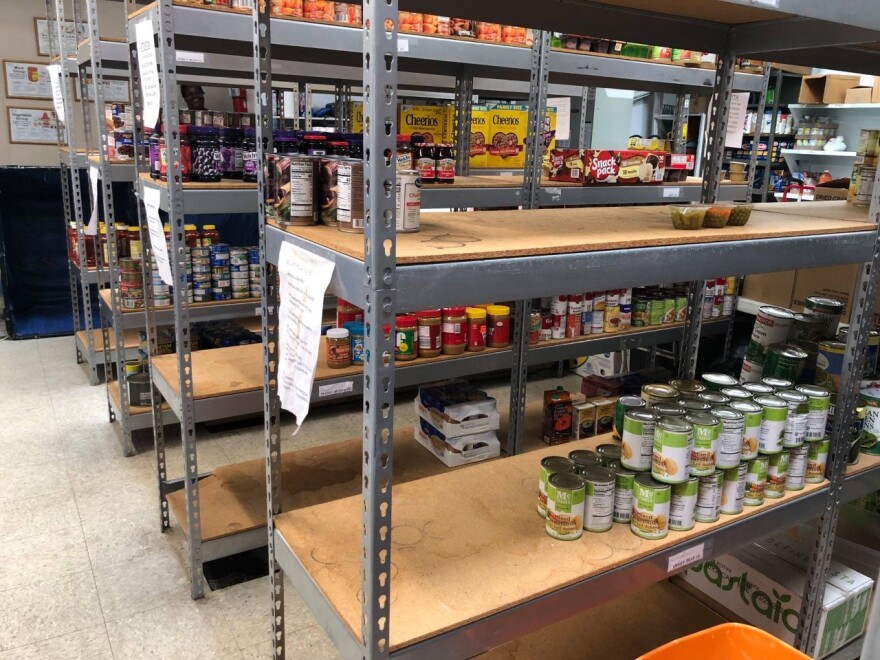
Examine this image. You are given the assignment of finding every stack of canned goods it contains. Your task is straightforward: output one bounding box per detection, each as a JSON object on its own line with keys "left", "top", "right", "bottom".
{"left": 540, "top": 371, "right": 833, "bottom": 542}
{"left": 119, "top": 258, "right": 144, "bottom": 310}
{"left": 702, "top": 277, "right": 737, "bottom": 320}
{"left": 229, "top": 248, "right": 250, "bottom": 300}
{"left": 248, "top": 247, "right": 261, "bottom": 298}
{"left": 191, "top": 246, "right": 212, "bottom": 303}
{"left": 210, "top": 244, "right": 231, "bottom": 301}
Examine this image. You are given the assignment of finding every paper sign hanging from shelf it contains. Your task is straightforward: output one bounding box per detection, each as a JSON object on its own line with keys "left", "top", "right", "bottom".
{"left": 47, "top": 63, "right": 65, "bottom": 123}
{"left": 277, "top": 241, "right": 335, "bottom": 433}
{"left": 86, "top": 166, "right": 99, "bottom": 236}
{"left": 135, "top": 18, "right": 161, "bottom": 130}
{"left": 725, "top": 92, "right": 749, "bottom": 149}
{"left": 142, "top": 186, "right": 173, "bottom": 286}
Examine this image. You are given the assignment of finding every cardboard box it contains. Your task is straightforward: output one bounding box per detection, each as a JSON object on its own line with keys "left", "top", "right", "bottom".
{"left": 798, "top": 74, "right": 860, "bottom": 104}
{"left": 583, "top": 149, "right": 666, "bottom": 185}
{"left": 573, "top": 401, "right": 598, "bottom": 439}
{"left": 543, "top": 387, "right": 573, "bottom": 445}
{"left": 813, "top": 185, "right": 849, "bottom": 201}
{"left": 580, "top": 374, "right": 623, "bottom": 398}
{"left": 486, "top": 104, "right": 528, "bottom": 169}
{"left": 415, "top": 382, "right": 499, "bottom": 438}
{"left": 582, "top": 352, "right": 625, "bottom": 378}
{"left": 414, "top": 421, "right": 500, "bottom": 468}
{"left": 350, "top": 101, "right": 364, "bottom": 133}
{"left": 845, "top": 86, "right": 873, "bottom": 105}
{"left": 741, "top": 270, "right": 797, "bottom": 309}
{"left": 398, "top": 104, "right": 451, "bottom": 144}
{"left": 547, "top": 149, "right": 586, "bottom": 183}
{"left": 681, "top": 545, "right": 872, "bottom": 658}
{"left": 591, "top": 396, "right": 617, "bottom": 435}
{"left": 469, "top": 104, "right": 491, "bottom": 169}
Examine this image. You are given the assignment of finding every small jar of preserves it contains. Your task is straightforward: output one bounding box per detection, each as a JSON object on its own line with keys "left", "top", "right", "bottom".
{"left": 149, "top": 124, "right": 162, "bottom": 179}
{"left": 159, "top": 125, "right": 191, "bottom": 182}
{"left": 274, "top": 130, "right": 298, "bottom": 155}
{"left": 415, "top": 142, "right": 436, "bottom": 182}
{"left": 200, "top": 224, "right": 221, "bottom": 247}
{"left": 487, "top": 304, "right": 511, "bottom": 348}
{"left": 435, "top": 143, "right": 455, "bottom": 184}
{"left": 441, "top": 307, "right": 467, "bottom": 355}
{"left": 327, "top": 141, "right": 350, "bottom": 157}
{"left": 466, "top": 307, "right": 486, "bottom": 352}
{"left": 127, "top": 226, "right": 142, "bottom": 260}
{"left": 395, "top": 314, "right": 418, "bottom": 361}
{"left": 242, "top": 128, "right": 259, "bottom": 183}
{"left": 396, "top": 133, "right": 413, "bottom": 170}
{"left": 218, "top": 127, "right": 243, "bottom": 179}
{"left": 325, "top": 328, "right": 351, "bottom": 369}
{"left": 190, "top": 125, "right": 222, "bottom": 182}
{"left": 415, "top": 309, "right": 442, "bottom": 358}
{"left": 300, "top": 134, "right": 328, "bottom": 156}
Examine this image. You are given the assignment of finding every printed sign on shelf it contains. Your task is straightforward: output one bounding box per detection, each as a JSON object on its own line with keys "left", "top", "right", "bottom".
{"left": 135, "top": 18, "right": 161, "bottom": 130}
{"left": 86, "top": 166, "right": 99, "bottom": 236}
{"left": 277, "top": 241, "right": 336, "bottom": 432}
{"left": 142, "top": 186, "right": 173, "bottom": 286}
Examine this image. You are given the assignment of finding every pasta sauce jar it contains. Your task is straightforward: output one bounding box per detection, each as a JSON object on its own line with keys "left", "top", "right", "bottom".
{"left": 441, "top": 307, "right": 467, "bottom": 355}
{"left": 487, "top": 304, "right": 511, "bottom": 348}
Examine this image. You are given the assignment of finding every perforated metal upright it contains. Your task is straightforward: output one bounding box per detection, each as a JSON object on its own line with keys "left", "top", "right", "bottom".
{"left": 453, "top": 67, "right": 473, "bottom": 178}
{"left": 49, "top": 0, "right": 103, "bottom": 386}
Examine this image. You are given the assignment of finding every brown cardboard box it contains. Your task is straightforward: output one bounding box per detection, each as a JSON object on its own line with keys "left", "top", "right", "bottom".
{"left": 845, "top": 87, "right": 874, "bottom": 105}
{"left": 799, "top": 74, "right": 861, "bottom": 104}
{"left": 814, "top": 185, "right": 850, "bottom": 201}
{"left": 741, "top": 270, "right": 797, "bottom": 309}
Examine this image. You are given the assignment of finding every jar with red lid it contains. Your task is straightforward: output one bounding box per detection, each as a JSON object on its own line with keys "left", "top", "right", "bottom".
{"left": 327, "top": 141, "right": 350, "bottom": 157}
{"left": 415, "top": 142, "right": 436, "bottom": 182}
{"left": 395, "top": 315, "right": 418, "bottom": 361}
{"left": 396, "top": 134, "right": 413, "bottom": 170}
{"left": 487, "top": 304, "right": 511, "bottom": 348}
{"left": 415, "top": 309, "right": 442, "bottom": 358}
{"left": 442, "top": 307, "right": 467, "bottom": 355}
{"left": 159, "top": 125, "right": 191, "bottom": 182}
{"left": 466, "top": 307, "right": 486, "bottom": 352}
{"left": 435, "top": 144, "right": 455, "bottom": 184}
{"left": 336, "top": 298, "right": 363, "bottom": 327}
{"left": 300, "top": 134, "right": 328, "bottom": 156}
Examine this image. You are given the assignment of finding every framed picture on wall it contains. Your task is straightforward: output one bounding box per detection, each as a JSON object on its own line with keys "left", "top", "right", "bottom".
{"left": 7, "top": 107, "right": 58, "bottom": 144}
{"left": 3, "top": 61, "right": 53, "bottom": 100}
{"left": 34, "top": 18, "right": 88, "bottom": 57}
{"left": 72, "top": 78, "right": 131, "bottom": 104}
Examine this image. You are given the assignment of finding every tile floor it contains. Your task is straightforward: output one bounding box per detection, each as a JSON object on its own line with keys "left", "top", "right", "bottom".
{"left": 0, "top": 335, "right": 576, "bottom": 659}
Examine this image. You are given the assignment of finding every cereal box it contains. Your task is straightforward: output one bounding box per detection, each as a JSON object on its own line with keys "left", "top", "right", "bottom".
{"left": 349, "top": 101, "right": 364, "bottom": 133}
{"left": 398, "top": 104, "right": 450, "bottom": 144}
{"left": 469, "top": 104, "right": 491, "bottom": 169}
{"left": 486, "top": 104, "right": 528, "bottom": 169}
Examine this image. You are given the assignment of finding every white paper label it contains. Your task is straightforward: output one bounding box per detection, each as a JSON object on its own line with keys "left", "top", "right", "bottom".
{"left": 751, "top": 0, "right": 778, "bottom": 7}
{"left": 143, "top": 186, "right": 173, "bottom": 286}
{"left": 724, "top": 92, "right": 750, "bottom": 149}
{"left": 86, "top": 166, "right": 99, "bottom": 236}
{"left": 668, "top": 543, "right": 705, "bottom": 573}
{"left": 318, "top": 381, "right": 354, "bottom": 398}
{"left": 176, "top": 50, "right": 205, "bottom": 64}
{"left": 547, "top": 97, "right": 571, "bottom": 142}
{"left": 277, "top": 242, "right": 335, "bottom": 432}
{"left": 135, "top": 19, "right": 161, "bottom": 130}
{"left": 397, "top": 38, "right": 409, "bottom": 52}
{"left": 47, "top": 64, "right": 65, "bottom": 124}
{"left": 663, "top": 187, "right": 681, "bottom": 198}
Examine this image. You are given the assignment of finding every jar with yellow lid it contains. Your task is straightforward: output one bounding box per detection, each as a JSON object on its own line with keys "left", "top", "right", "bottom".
{"left": 466, "top": 307, "right": 487, "bottom": 352}
{"left": 487, "top": 304, "right": 511, "bottom": 348}
{"left": 441, "top": 307, "right": 467, "bottom": 355}
{"left": 184, "top": 224, "right": 200, "bottom": 248}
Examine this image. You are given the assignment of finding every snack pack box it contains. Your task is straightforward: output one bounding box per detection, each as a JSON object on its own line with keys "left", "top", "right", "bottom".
{"left": 583, "top": 149, "right": 667, "bottom": 185}
{"left": 548, "top": 149, "right": 586, "bottom": 183}
{"left": 415, "top": 382, "right": 499, "bottom": 438}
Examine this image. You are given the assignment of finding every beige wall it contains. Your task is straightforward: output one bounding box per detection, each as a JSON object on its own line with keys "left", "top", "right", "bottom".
{"left": 0, "top": 0, "right": 126, "bottom": 167}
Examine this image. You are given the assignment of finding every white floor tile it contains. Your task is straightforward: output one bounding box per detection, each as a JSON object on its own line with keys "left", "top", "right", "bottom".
{"left": 0, "top": 625, "right": 112, "bottom": 660}
{"left": 0, "top": 526, "right": 92, "bottom": 592}
{"left": 0, "top": 490, "right": 81, "bottom": 542}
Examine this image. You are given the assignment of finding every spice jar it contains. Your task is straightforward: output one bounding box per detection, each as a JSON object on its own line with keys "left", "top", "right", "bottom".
{"left": 395, "top": 315, "right": 418, "bottom": 361}
{"left": 337, "top": 298, "right": 363, "bottom": 327}
{"left": 466, "top": 307, "right": 487, "bottom": 352}
{"left": 325, "top": 328, "right": 351, "bottom": 369}
{"left": 487, "top": 304, "right": 511, "bottom": 348}
{"left": 190, "top": 125, "right": 222, "bottom": 182}
{"left": 415, "top": 309, "right": 442, "bottom": 358}
{"left": 441, "top": 307, "right": 467, "bottom": 355}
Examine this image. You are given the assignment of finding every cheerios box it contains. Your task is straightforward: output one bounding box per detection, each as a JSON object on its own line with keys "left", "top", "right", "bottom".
{"left": 349, "top": 101, "right": 364, "bottom": 133}
{"left": 486, "top": 104, "right": 528, "bottom": 169}
{"left": 415, "top": 381, "right": 499, "bottom": 439}
{"left": 469, "top": 104, "right": 491, "bottom": 169}
{"left": 681, "top": 545, "right": 872, "bottom": 658}
{"left": 398, "top": 104, "right": 450, "bottom": 144}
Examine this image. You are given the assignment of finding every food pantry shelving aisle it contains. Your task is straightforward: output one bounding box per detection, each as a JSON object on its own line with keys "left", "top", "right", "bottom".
{"left": 124, "top": 0, "right": 770, "bottom": 597}
{"left": 252, "top": 5, "right": 880, "bottom": 660}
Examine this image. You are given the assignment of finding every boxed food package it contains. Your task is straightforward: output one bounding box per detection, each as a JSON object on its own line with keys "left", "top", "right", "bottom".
{"left": 415, "top": 382, "right": 499, "bottom": 438}
{"left": 664, "top": 153, "right": 695, "bottom": 182}
{"left": 349, "top": 101, "right": 364, "bottom": 133}
{"left": 449, "top": 18, "right": 474, "bottom": 38}
{"left": 573, "top": 401, "right": 598, "bottom": 439}
{"left": 415, "top": 417, "right": 500, "bottom": 467}
{"left": 469, "top": 104, "right": 491, "bottom": 169}
{"left": 398, "top": 104, "right": 451, "bottom": 144}
{"left": 486, "top": 104, "right": 528, "bottom": 169}
{"left": 591, "top": 397, "right": 617, "bottom": 435}
{"left": 580, "top": 374, "right": 624, "bottom": 398}
{"left": 474, "top": 21, "right": 501, "bottom": 42}
{"left": 627, "top": 135, "right": 665, "bottom": 151}
{"left": 547, "top": 149, "right": 587, "bottom": 184}
{"left": 582, "top": 149, "right": 666, "bottom": 185}
{"left": 681, "top": 545, "right": 872, "bottom": 658}
{"left": 543, "top": 387, "right": 573, "bottom": 445}
{"left": 577, "top": 352, "right": 625, "bottom": 378}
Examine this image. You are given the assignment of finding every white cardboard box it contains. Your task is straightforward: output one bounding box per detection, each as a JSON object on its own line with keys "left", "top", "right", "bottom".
{"left": 571, "top": 351, "right": 626, "bottom": 378}
{"left": 680, "top": 545, "right": 872, "bottom": 658}
{"left": 414, "top": 425, "right": 500, "bottom": 467}
{"left": 414, "top": 396, "right": 499, "bottom": 438}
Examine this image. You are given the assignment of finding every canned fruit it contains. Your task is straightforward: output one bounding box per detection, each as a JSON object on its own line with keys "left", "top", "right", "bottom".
{"left": 651, "top": 418, "right": 693, "bottom": 484}
{"left": 596, "top": 443, "right": 622, "bottom": 466}
{"left": 631, "top": 474, "right": 671, "bottom": 540}
{"left": 763, "top": 344, "right": 808, "bottom": 381}
{"left": 777, "top": 390, "right": 809, "bottom": 448}
{"left": 786, "top": 445, "right": 808, "bottom": 491}
{"left": 720, "top": 462, "right": 747, "bottom": 515}
{"left": 621, "top": 410, "right": 657, "bottom": 472}
{"left": 701, "top": 373, "right": 738, "bottom": 391}
{"left": 582, "top": 466, "right": 615, "bottom": 532}
{"left": 613, "top": 469, "right": 635, "bottom": 523}
{"left": 695, "top": 471, "right": 723, "bottom": 523}
{"left": 686, "top": 412, "right": 721, "bottom": 476}
{"left": 744, "top": 457, "right": 769, "bottom": 506}
{"left": 669, "top": 477, "right": 698, "bottom": 531}
{"left": 537, "top": 456, "right": 574, "bottom": 517}
{"left": 755, "top": 395, "right": 788, "bottom": 455}
{"left": 614, "top": 396, "right": 646, "bottom": 439}
{"left": 641, "top": 384, "right": 679, "bottom": 405}
{"left": 669, "top": 204, "right": 707, "bottom": 230}
{"left": 806, "top": 438, "right": 829, "bottom": 483}
{"left": 765, "top": 451, "right": 789, "bottom": 499}
{"left": 545, "top": 472, "right": 586, "bottom": 541}
{"left": 670, "top": 379, "right": 705, "bottom": 396}
{"left": 568, "top": 449, "right": 601, "bottom": 474}
{"left": 729, "top": 400, "right": 761, "bottom": 460}
{"left": 795, "top": 385, "right": 831, "bottom": 442}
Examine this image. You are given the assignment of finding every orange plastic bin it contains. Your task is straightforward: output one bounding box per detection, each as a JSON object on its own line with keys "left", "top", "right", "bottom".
{"left": 638, "top": 623, "right": 810, "bottom": 660}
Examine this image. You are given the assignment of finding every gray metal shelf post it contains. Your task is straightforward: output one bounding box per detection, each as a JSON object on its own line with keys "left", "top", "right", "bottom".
{"left": 252, "top": 0, "right": 285, "bottom": 654}
{"left": 745, "top": 64, "right": 772, "bottom": 196}
{"left": 672, "top": 93, "right": 690, "bottom": 154}
{"left": 758, "top": 70, "right": 783, "bottom": 204}
{"left": 795, "top": 166, "right": 880, "bottom": 655}
{"left": 454, "top": 67, "right": 473, "bottom": 178}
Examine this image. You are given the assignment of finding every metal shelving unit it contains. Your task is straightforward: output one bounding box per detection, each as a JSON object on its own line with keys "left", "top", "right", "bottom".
{"left": 250, "top": 3, "right": 880, "bottom": 660}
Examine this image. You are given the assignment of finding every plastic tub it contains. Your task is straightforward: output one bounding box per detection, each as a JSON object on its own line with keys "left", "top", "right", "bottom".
{"left": 670, "top": 204, "right": 708, "bottom": 230}
{"left": 637, "top": 623, "right": 809, "bottom": 660}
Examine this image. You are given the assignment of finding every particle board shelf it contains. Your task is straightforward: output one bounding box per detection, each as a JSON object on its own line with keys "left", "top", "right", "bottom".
{"left": 98, "top": 289, "right": 261, "bottom": 329}
{"left": 273, "top": 442, "right": 880, "bottom": 654}
{"left": 108, "top": 379, "right": 169, "bottom": 416}
{"left": 75, "top": 328, "right": 141, "bottom": 353}
{"left": 137, "top": 172, "right": 257, "bottom": 190}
